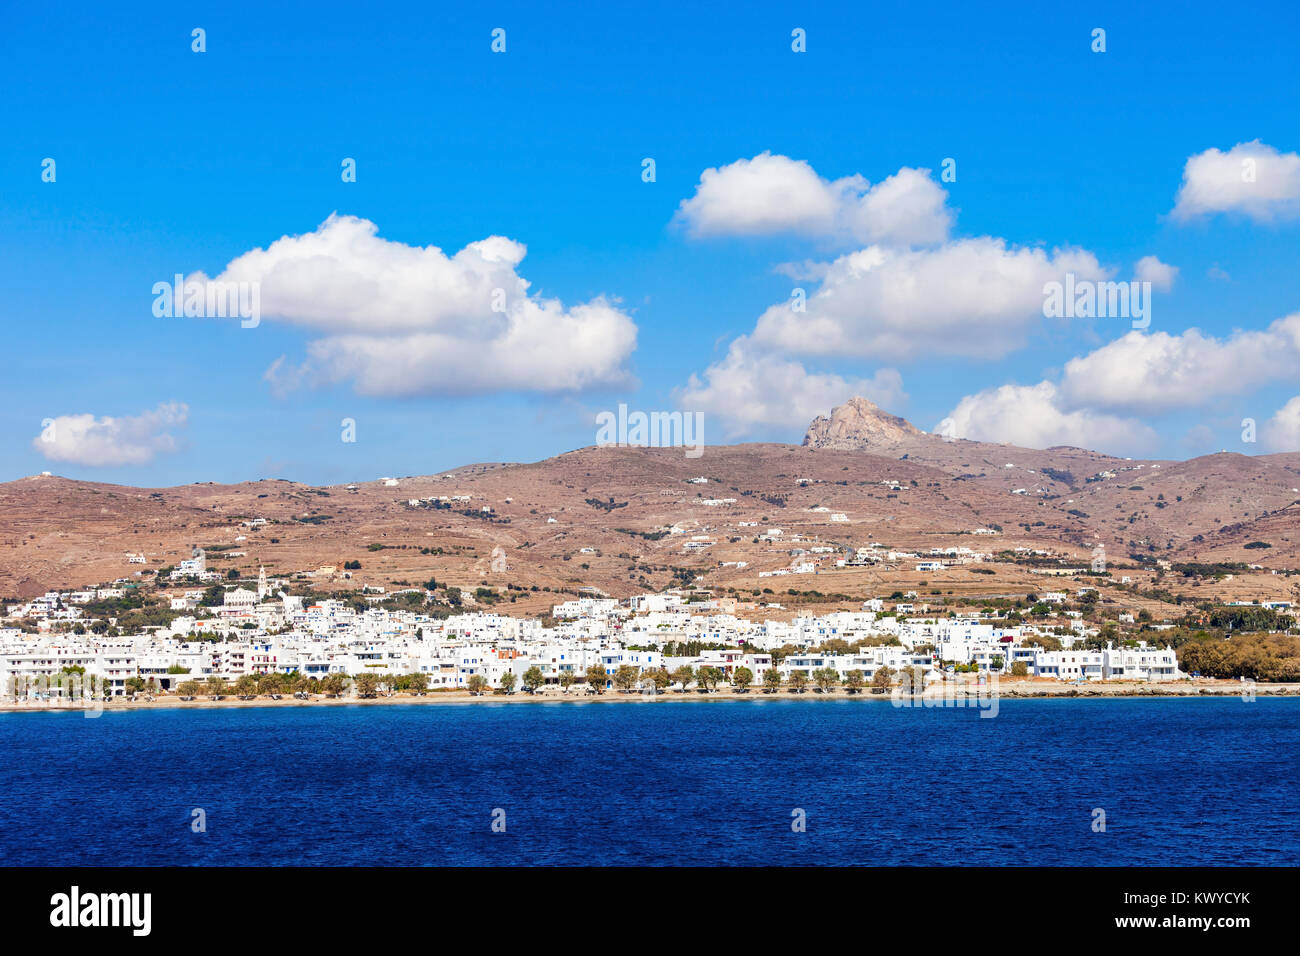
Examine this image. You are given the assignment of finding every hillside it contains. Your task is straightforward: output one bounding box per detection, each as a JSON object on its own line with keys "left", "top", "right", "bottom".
{"left": 2, "top": 399, "right": 1298, "bottom": 615}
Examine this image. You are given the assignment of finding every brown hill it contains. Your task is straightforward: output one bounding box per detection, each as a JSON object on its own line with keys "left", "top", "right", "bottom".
{"left": 1, "top": 404, "right": 1298, "bottom": 609}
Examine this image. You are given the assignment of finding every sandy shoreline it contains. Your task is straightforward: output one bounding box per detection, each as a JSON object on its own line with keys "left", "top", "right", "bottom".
{"left": 0, "top": 678, "right": 1291, "bottom": 714}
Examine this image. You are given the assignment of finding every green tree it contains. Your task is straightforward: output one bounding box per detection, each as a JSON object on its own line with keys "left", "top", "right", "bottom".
{"left": 124, "top": 676, "right": 146, "bottom": 698}
{"left": 177, "top": 680, "right": 200, "bottom": 698}
{"left": 499, "top": 671, "right": 517, "bottom": 694}
{"left": 763, "top": 668, "right": 783, "bottom": 693}
{"left": 696, "top": 666, "right": 722, "bottom": 692}
{"left": 522, "top": 666, "right": 545, "bottom": 693}
{"left": 204, "top": 675, "right": 226, "bottom": 699}
{"left": 407, "top": 671, "right": 429, "bottom": 694}
{"left": 1010, "top": 660, "right": 1029, "bottom": 677}
{"left": 584, "top": 664, "right": 607, "bottom": 693}
{"left": 466, "top": 674, "right": 489, "bottom": 696}
{"left": 731, "top": 666, "right": 754, "bottom": 692}
{"left": 899, "top": 665, "right": 923, "bottom": 694}
{"left": 670, "top": 665, "right": 695, "bottom": 693}
{"left": 844, "top": 670, "right": 865, "bottom": 694}
{"left": 613, "top": 664, "right": 640, "bottom": 692}
{"left": 871, "top": 666, "right": 894, "bottom": 694}
{"left": 257, "top": 672, "right": 283, "bottom": 695}
{"left": 1023, "top": 633, "right": 1062, "bottom": 652}
{"left": 788, "top": 671, "right": 808, "bottom": 693}
{"left": 644, "top": 667, "right": 672, "bottom": 693}
{"left": 320, "top": 674, "right": 346, "bottom": 697}
{"left": 235, "top": 674, "right": 259, "bottom": 697}
{"left": 354, "top": 672, "right": 380, "bottom": 697}
{"left": 813, "top": 667, "right": 839, "bottom": 693}
{"left": 559, "top": 670, "right": 576, "bottom": 693}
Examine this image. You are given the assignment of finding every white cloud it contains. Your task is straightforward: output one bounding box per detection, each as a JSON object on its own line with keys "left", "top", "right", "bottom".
{"left": 190, "top": 214, "right": 637, "bottom": 397}
{"left": 751, "top": 238, "right": 1108, "bottom": 361}
{"left": 1264, "top": 397, "right": 1300, "bottom": 452}
{"left": 674, "top": 156, "right": 1113, "bottom": 423}
{"left": 942, "top": 314, "right": 1300, "bottom": 454}
{"left": 676, "top": 339, "right": 905, "bottom": 438}
{"left": 1134, "top": 255, "right": 1178, "bottom": 291}
{"left": 944, "top": 382, "right": 1155, "bottom": 454}
{"left": 674, "top": 153, "right": 952, "bottom": 246}
{"left": 1057, "top": 314, "right": 1300, "bottom": 414}
{"left": 32, "top": 402, "right": 188, "bottom": 467}
{"left": 1171, "top": 140, "right": 1300, "bottom": 222}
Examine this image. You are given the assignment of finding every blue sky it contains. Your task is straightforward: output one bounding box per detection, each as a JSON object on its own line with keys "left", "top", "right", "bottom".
{"left": 4, "top": 1, "right": 1300, "bottom": 485}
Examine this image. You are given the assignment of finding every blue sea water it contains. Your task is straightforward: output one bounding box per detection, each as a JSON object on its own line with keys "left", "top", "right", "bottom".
{"left": 1, "top": 696, "right": 1296, "bottom": 866}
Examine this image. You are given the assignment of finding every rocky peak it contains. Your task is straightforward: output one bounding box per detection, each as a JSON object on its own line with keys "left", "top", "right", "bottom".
{"left": 803, "top": 397, "right": 925, "bottom": 450}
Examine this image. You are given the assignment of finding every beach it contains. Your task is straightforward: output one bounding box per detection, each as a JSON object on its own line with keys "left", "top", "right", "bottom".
{"left": 1, "top": 676, "right": 1292, "bottom": 714}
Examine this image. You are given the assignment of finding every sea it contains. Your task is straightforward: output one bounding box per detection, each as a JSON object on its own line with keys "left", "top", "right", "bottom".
{"left": 1, "top": 696, "right": 1296, "bottom": 866}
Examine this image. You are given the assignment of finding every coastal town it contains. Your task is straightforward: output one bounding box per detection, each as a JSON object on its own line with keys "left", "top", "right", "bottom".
{"left": 7, "top": 394, "right": 1300, "bottom": 712}
{"left": 8, "top": 546, "right": 1282, "bottom": 706}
